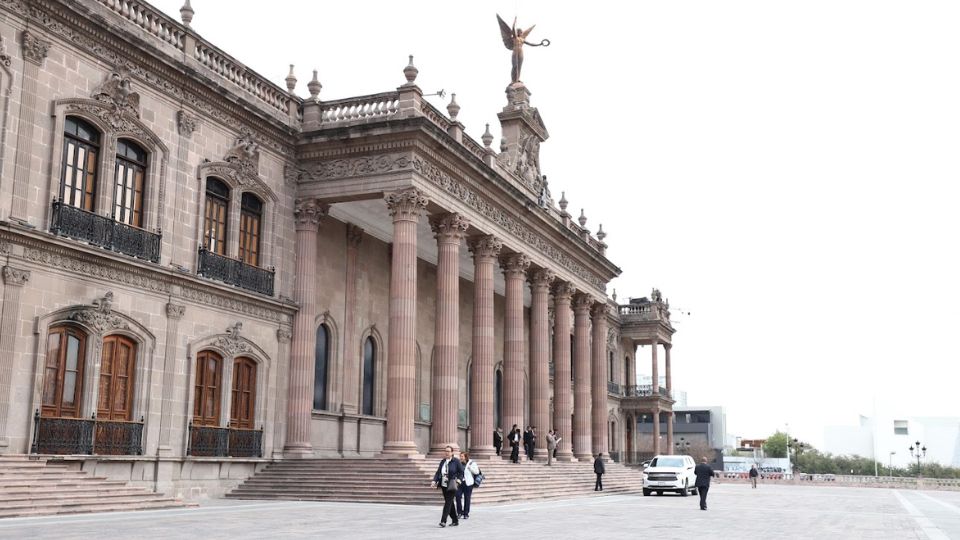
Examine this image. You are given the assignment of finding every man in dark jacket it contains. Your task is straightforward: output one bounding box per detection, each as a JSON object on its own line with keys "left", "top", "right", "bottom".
{"left": 593, "top": 455, "right": 606, "bottom": 491}
{"left": 523, "top": 427, "right": 533, "bottom": 459}
{"left": 431, "top": 445, "right": 464, "bottom": 527}
{"left": 694, "top": 456, "right": 715, "bottom": 510}
{"left": 509, "top": 424, "right": 521, "bottom": 463}
{"left": 749, "top": 465, "right": 759, "bottom": 488}
{"left": 493, "top": 428, "right": 503, "bottom": 456}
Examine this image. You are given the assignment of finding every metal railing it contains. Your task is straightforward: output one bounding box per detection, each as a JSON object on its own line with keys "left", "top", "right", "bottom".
{"left": 197, "top": 247, "right": 275, "bottom": 296}
{"left": 187, "top": 423, "right": 263, "bottom": 458}
{"left": 30, "top": 410, "right": 144, "bottom": 455}
{"left": 50, "top": 200, "right": 161, "bottom": 263}
{"left": 607, "top": 381, "right": 622, "bottom": 395}
{"left": 624, "top": 385, "right": 670, "bottom": 398}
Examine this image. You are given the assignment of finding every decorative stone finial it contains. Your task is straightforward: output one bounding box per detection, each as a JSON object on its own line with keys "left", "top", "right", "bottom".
{"left": 446, "top": 93, "right": 460, "bottom": 121}
{"left": 611, "top": 289, "right": 617, "bottom": 302}
{"left": 558, "top": 192, "right": 568, "bottom": 212}
{"left": 180, "top": 0, "right": 194, "bottom": 26}
{"left": 578, "top": 209, "right": 587, "bottom": 227}
{"left": 403, "top": 55, "right": 419, "bottom": 86}
{"left": 482, "top": 123, "right": 494, "bottom": 148}
{"left": 596, "top": 223, "right": 606, "bottom": 242}
{"left": 307, "top": 69, "right": 321, "bottom": 101}
{"left": 285, "top": 64, "right": 297, "bottom": 93}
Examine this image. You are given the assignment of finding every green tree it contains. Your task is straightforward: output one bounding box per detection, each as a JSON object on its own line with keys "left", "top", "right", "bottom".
{"left": 763, "top": 431, "right": 789, "bottom": 458}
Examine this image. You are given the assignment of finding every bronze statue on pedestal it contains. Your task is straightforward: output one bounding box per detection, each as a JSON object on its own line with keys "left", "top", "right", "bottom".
{"left": 497, "top": 14, "right": 550, "bottom": 84}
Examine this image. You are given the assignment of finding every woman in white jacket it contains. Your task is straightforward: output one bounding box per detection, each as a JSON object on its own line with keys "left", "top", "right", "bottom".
{"left": 456, "top": 451, "right": 481, "bottom": 519}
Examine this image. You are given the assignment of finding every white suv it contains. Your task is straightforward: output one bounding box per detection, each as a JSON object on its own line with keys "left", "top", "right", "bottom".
{"left": 642, "top": 454, "right": 698, "bottom": 496}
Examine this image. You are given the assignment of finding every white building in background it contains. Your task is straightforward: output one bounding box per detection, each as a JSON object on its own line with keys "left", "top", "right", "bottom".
{"left": 637, "top": 375, "right": 688, "bottom": 407}
{"left": 823, "top": 415, "right": 960, "bottom": 468}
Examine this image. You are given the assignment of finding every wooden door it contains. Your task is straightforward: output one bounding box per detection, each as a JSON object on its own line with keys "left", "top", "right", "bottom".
{"left": 230, "top": 357, "right": 256, "bottom": 429}
{"left": 41, "top": 326, "right": 86, "bottom": 418}
{"left": 193, "top": 351, "right": 222, "bottom": 426}
{"left": 97, "top": 335, "right": 136, "bottom": 420}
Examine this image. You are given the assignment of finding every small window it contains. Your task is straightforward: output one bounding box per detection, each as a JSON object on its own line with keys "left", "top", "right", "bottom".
{"left": 113, "top": 140, "right": 147, "bottom": 227}
{"left": 362, "top": 337, "right": 376, "bottom": 416}
{"left": 203, "top": 178, "right": 230, "bottom": 255}
{"left": 238, "top": 193, "right": 263, "bottom": 266}
{"left": 313, "top": 324, "right": 330, "bottom": 411}
{"left": 61, "top": 117, "right": 100, "bottom": 211}
{"left": 608, "top": 351, "right": 614, "bottom": 382}
{"left": 893, "top": 420, "right": 909, "bottom": 436}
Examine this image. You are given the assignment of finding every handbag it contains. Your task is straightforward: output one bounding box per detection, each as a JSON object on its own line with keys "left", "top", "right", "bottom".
{"left": 444, "top": 475, "right": 458, "bottom": 492}
{"left": 474, "top": 469, "right": 485, "bottom": 487}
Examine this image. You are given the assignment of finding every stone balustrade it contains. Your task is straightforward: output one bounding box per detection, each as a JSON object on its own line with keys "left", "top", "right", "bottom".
{"left": 321, "top": 92, "right": 400, "bottom": 124}
{"left": 98, "top": 0, "right": 187, "bottom": 49}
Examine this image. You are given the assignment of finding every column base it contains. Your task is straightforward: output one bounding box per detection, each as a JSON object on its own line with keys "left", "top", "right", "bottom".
{"left": 283, "top": 443, "right": 314, "bottom": 458}
{"left": 469, "top": 445, "right": 496, "bottom": 459}
{"left": 574, "top": 452, "right": 594, "bottom": 461}
{"left": 554, "top": 452, "right": 578, "bottom": 462}
{"left": 533, "top": 448, "right": 549, "bottom": 460}
{"left": 380, "top": 441, "right": 422, "bottom": 457}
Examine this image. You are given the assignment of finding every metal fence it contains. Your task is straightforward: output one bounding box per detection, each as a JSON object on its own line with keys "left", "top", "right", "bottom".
{"left": 31, "top": 411, "right": 144, "bottom": 455}
{"left": 50, "top": 200, "right": 161, "bottom": 262}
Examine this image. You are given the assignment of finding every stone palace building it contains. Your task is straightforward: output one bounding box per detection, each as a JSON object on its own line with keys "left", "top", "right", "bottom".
{"left": 0, "top": 0, "right": 678, "bottom": 498}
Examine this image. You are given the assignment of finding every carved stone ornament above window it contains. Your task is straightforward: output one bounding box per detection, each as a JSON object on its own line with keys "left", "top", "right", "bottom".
{"left": 93, "top": 68, "right": 141, "bottom": 119}
{"left": 213, "top": 322, "right": 253, "bottom": 356}
{"left": 223, "top": 130, "right": 260, "bottom": 181}
{"left": 69, "top": 291, "right": 130, "bottom": 334}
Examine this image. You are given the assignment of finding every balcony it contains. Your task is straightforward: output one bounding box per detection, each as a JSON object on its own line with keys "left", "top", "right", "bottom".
{"left": 30, "top": 411, "right": 144, "bottom": 455}
{"left": 197, "top": 247, "right": 275, "bottom": 296}
{"left": 618, "top": 301, "right": 670, "bottom": 323}
{"left": 50, "top": 200, "right": 161, "bottom": 263}
{"left": 186, "top": 424, "right": 263, "bottom": 458}
{"left": 624, "top": 384, "right": 670, "bottom": 398}
{"left": 607, "top": 381, "right": 622, "bottom": 396}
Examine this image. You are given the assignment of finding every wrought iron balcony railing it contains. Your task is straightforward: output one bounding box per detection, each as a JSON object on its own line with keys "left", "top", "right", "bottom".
{"left": 197, "top": 247, "right": 275, "bottom": 296}
{"left": 50, "top": 200, "right": 161, "bottom": 263}
{"left": 623, "top": 385, "right": 671, "bottom": 398}
{"left": 30, "top": 410, "right": 144, "bottom": 455}
{"left": 186, "top": 423, "right": 263, "bottom": 458}
{"left": 607, "top": 381, "right": 622, "bottom": 395}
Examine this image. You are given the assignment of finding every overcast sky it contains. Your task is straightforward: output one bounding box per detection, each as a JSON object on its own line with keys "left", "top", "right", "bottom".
{"left": 153, "top": 1, "right": 960, "bottom": 449}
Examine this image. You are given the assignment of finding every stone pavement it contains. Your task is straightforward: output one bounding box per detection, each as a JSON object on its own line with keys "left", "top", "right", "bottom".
{"left": 1, "top": 483, "right": 959, "bottom": 539}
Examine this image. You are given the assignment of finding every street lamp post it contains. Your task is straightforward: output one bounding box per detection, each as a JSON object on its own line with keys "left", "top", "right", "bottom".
{"left": 909, "top": 441, "right": 926, "bottom": 479}
{"left": 790, "top": 438, "right": 807, "bottom": 476}
{"left": 888, "top": 451, "right": 896, "bottom": 476}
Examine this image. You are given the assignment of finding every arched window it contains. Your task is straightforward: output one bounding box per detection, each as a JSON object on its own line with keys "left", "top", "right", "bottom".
{"left": 494, "top": 369, "right": 503, "bottom": 430}
{"left": 239, "top": 193, "right": 263, "bottom": 266}
{"left": 203, "top": 178, "right": 230, "bottom": 255}
{"left": 231, "top": 357, "right": 257, "bottom": 429}
{"left": 113, "top": 139, "right": 147, "bottom": 227}
{"left": 313, "top": 324, "right": 330, "bottom": 411}
{"left": 41, "top": 326, "right": 87, "bottom": 418}
{"left": 193, "top": 350, "right": 222, "bottom": 426}
{"left": 60, "top": 117, "right": 100, "bottom": 211}
{"left": 608, "top": 351, "right": 614, "bottom": 382}
{"left": 97, "top": 335, "right": 136, "bottom": 420}
{"left": 361, "top": 337, "right": 376, "bottom": 416}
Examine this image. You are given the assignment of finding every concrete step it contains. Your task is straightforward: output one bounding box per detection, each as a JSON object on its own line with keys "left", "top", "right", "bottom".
{"left": 0, "top": 498, "right": 195, "bottom": 518}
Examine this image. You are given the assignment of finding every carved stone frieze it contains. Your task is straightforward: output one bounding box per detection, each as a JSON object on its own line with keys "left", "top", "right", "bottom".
{"left": 2, "top": 266, "right": 30, "bottom": 286}
{"left": 23, "top": 247, "right": 171, "bottom": 293}
{"left": 310, "top": 154, "right": 412, "bottom": 181}
{"left": 20, "top": 29, "right": 49, "bottom": 66}
{"left": 67, "top": 102, "right": 145, "bottom": 137}
{"left": 179, "top": 285, "right": 289, "bottom": 324}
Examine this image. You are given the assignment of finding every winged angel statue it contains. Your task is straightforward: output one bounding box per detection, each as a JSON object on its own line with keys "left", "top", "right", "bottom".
{"left": 497, "top": 14, "right": 550, "bottom": 84}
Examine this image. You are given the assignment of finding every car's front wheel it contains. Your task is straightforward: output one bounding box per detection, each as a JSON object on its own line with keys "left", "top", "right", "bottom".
{"left": 642, "top": 488, "right": 651, "bottom": 496}
{"left": 681, "top": 480, "right": 689, "bottom": 496}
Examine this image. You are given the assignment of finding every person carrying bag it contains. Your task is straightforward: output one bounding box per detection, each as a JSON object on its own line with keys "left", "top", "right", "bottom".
{"left": 431, "top": 445, "right": 464, "bottom": 528}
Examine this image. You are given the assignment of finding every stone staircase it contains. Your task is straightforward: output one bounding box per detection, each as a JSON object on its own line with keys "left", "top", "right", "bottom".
{"left": 0, "top": 456, "right": 195, "bottom": 518}
{"left": 226, "top": 456, "right": 645, "bottom": 505}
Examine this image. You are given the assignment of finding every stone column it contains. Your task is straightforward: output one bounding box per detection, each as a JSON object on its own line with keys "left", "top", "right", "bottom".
{"left": 272, "top": 327, "right": 292, "bottom": 458}
{"left": 551, "top": 281, "right": 575, "bottom": 461}
{"left": 284, "top": 198, "right": 328, "bottom": 456}
{"left": 665, "top": 344, "right": 672, "bottom": 399}
{"left": 382, "top": 189, "right": 428, "bottom": 456}
{"left": 626, "top": 343, "right": 636, "bottom": 389}
{"left": 9, "top": 31, "right": 49, "bottom": 224}
{"left": 157, "top": 302, "right": 184, "bottom": 455}
{"left": 651, "top": 339, "right": 659, "bottom": 396}
{"left": 340, "top": 224, "right": 363, "bottom": 415}
{"left": 428, "top": 213, "right": 469, "bottom": 455}
{"left": 500, "top": 253, "right": 530, "bottom": 447}
{"left": 571, "top": 292, "right": 593, "bottom": 460}
{"left": 590, "top": 302, "right": 609, "bottom": 460}
{"left": 468, "top": 235, "right": 501, "bottom": 458}
{"left": 527, "top": 268, "right": 554, "bottom": 460}
{"left": 666, "top": 411, "right": 674, "bottom": 454}
{"left": 652, "top": 408, "right": 661, "bottom": 455}
{"left": 0, "top": 266, "right": 29, "bottom": 449}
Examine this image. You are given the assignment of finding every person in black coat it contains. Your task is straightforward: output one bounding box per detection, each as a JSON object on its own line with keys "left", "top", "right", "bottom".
{"left": 694, "top": 456, "right": 715, "bottom": 510}
{"left": 593, "top": 455, "right": 606, "bottom": 491}
{"left": 431, "top": 445, "right": 465, "bottom": 527}
{"left": 493, "top": 428, "right": 503, "bottom": 456}
{"left": 522, "top": 427, "right": 533, "bottom": 459}
{"left": 509, "top": 424, "right": 521, "bottom": 463}
{"left": 749, "top": 465, "right": 759, "bottom": 488}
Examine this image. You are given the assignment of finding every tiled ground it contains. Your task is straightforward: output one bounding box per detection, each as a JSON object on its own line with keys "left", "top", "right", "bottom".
{"left": 1, "top": 483, "right": 958, "bottom": 539}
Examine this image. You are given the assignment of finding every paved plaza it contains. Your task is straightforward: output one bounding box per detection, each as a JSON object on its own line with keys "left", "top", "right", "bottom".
{"left": 1, "top": 484, "right": 959, "bottom": 539}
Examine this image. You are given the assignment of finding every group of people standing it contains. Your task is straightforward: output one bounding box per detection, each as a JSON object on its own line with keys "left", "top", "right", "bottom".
{"left": 498, "top": 425, "right": 540, "bottom": 463}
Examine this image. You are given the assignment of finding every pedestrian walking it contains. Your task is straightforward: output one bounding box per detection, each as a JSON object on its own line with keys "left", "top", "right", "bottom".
{"left": 594, "top": 454, "right": 605, "bottom": 491}
{"left": 456, "top": 451, "right": 480, "bottom": 520}
{"left": 529, "top": 426, "right": 537, "bottom": 459}
{"left": 493, "top": 428, "right": 503, "bottom": 456}
{"left": 694, "top": 456, "right": 714, "bottom": 511}
{"left": 749, "top": 465, "right": 759, "bottom": 488}
{"left": 509, "top": 424, "right": 521, "bottom": 463}
{"left": 431, "top": 445, "right": 464, "bottom": 527}
{"left": 522, "top": 426, "right": 533, "bottom": 460}
{"left": 546, "top": 429, "right": 558, "bottom": 466}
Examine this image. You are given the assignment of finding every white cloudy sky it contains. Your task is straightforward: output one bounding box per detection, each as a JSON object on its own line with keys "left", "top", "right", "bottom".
{"left": 153, "top": 1, "right": 960, "bottom": 449}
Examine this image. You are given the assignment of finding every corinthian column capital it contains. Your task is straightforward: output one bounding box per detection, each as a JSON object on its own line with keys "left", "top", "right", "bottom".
{"left": 468, "top": 235, "right": 502, "bottom": 260}
{"left": 527, "top": 268, "right": 556, "bottom": 291}
{"left": 499, "top": 253, "right": 531, "bottom": 277}
{"left": 385, "top": 188, "right": 429, "bottom": 221}
{"left": 294, "top": 198, "right": 330, "bottom": 231}
{"left": 590, "top": 301, "right": 609, "bottom": 320}
{"left": 551, "top": 280, "right": 575, "bottom": 301}
{"left": 572, "top": 292, "right": 593, "bottom": 313}
{"left": 429, "top": 212, "right": 470, "bottom": 242}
